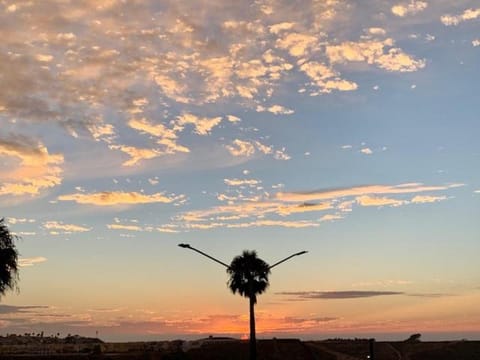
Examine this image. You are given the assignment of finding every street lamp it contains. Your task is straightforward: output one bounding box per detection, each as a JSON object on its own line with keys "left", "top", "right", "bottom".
{"left": 178, "top": 243, "right": 308, "bottom": 360}
{"left": 178, "top": 243, "right": 308, "bottom": 270}
{"left": 178, "top": 243, "right": 230, "bottom": 268}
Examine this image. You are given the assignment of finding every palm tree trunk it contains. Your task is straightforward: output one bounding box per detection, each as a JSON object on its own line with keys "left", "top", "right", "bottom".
{"left": 249, "top": 295, "right": 257, "bottom": 360}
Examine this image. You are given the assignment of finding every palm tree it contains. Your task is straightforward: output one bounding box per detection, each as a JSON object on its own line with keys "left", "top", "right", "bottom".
{"left": 227, "top": 250, "right": 270, "bottom": 360}
{"left": 0, "top": 218, "right": 19, "bottom": 298}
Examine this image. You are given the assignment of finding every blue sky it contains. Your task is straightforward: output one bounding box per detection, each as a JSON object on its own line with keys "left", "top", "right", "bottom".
{"left": 0, "top": 0, "right": 479, "bottom": 341}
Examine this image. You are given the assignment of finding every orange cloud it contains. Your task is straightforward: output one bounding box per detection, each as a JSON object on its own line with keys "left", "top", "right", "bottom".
{"left": 109, "top": 144, "right": 161, "bottom": 167}
{"left": 391, "top": 1, "right": 427, "bottom": 17}
{"left": 0, "top": 136, "right": 63, "bottom": 196}
{"left": 326, "top": 39, "right": 426, "bottom": 72}
{"left": 58, "top": 191, "right": 180, "bottom": 206}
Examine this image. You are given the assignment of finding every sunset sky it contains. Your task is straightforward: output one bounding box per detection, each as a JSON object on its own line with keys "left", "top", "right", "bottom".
{"left": 1, "top": 0, "right": 479, "bottom": 342}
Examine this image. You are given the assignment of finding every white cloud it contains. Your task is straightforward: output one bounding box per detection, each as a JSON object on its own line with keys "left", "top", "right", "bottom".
{"left": 360, "top": 147, "right": 373, "bottom": 155}
{"left": 19, "top": 257, "right": 47, "bottom": 267}
{"left": 224, "top": 179, "right": 261, "bottom": 186}
{"left": 411, "top": 195, "right": 447, "bottom": 203}
{"left": 368, "top": 27, "right": 386, "bottom": 36}
{"left": 43, "top": 221, "right": 91, "bottom": 233}
{"left": 107, "top": 224, "right": 143, "bottom": 231}
{"left": 227, "top": 115, "right": 241, "bottom": 123}
{"left": 274, "top": 148, "right": 291, "bottom": 160}
{"left": 472, "top": 40, "right": 480, "bottom": 47}
{"left": 256, "top": 104, "right": 294, "bottom": 115}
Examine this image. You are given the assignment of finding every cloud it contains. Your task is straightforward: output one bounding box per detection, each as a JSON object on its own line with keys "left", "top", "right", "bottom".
{"left": 19, "top": 257, "right": 47, "bottom": 267}
{"left": 0, "top": 135, "right": 64, "bottom": 197}
{"left": 299, "top": 61, "right": 357, "bottom": 93}
{"left": 175, "top": 113, "right": 222, "bottom": 135}
{"left": 127, "top": 118, "right": 189, "bottom": 155}
{"left": 356, "top": 195, "right": 407, "bottom": 207}
{"left": 225, "top": 139, "right": 256, "bottom": 157}
{"left": 224, "top": 178, "right": 261, "bottom": 186}
{"left": 58, "top": 191, "right": 181, "bottom": 206}
{"left": 360, "top": 147, "right": 373, "bottom": 155}
{"left": 277, "top": 290, "right": 404, "bottom": 300}
{"left": 273, "top": 148, "right": 291, "bottom": 161}
{"left": 7, "top": 217, "right": 36, "bottom": 224}
{"left": 227, "top": 115, "right": 241, "bottom": 123}
{"left": 276, "top": 183, "right": 462, "bottom": 203}
{"left": 411, "top": 195, "right": 447, "bottom": 203}
{"left": 441, "top": 8, "right": 480, "bottom": 26}
{"left": 239, "top": 219, "right": 319, "bottom": 228}
{"left": 319, "top": 214, "right": 344, "bottom": 222}
{"left": 107, "top": 223, "right": 143, "bottom": 231}
{"left": 256, "top": 105, "right": 294, "bottom": 115}
{"left": 326, "top": 39, "right": 426, "bottom": 72}
{"left": 43, "top": 221, "right": 91, "bottom": 233}
{"left": 109, "top": 145, "right": 161, "bottom": 167}
{"left": 391, "top": 1, "right": 428, "bottom": 17}
{"left": 407, "top": 293, "right": 452, "bottom": 298}
{"left": 473, "top": 40, "right": 480, "bottom": 47}
{"left": 0, "top": 305, "right": 49, "bottom": 314}
{"left": 352, "top": 279, "right": 413, "bottom": 287}
{"left": 269, "top": 22, "right": 296, "bottom": 34}
{"left": 276, "top": 32, "right": 318, "bottom": 57}
{"left": 167, "top": 182, "right": 461, "bottom": 232}
{"left": 368, "top": 27, "right": 386, "bottom": 36}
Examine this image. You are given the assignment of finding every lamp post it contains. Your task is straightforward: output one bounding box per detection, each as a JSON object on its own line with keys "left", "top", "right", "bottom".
{"left": 178, "top": 243, "right": 308, "bottom": 360}
{"left": 178, "top": 243, "right": 308, "bottom": 270}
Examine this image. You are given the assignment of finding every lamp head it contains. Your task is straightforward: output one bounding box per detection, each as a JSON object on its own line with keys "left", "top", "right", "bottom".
{"left": 178, "top": 243, "right": 191, "bottom": 248}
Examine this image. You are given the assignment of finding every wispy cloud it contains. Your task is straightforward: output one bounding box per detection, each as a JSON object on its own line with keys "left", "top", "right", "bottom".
{"left": 411, "top": 195, "right": 447, "bottom": 203}
{"left": 58, "top": 191, "right": 183, "bottom": 206}
{"left": 166, "top": 182, "right": 461, "bottom": 231}
{"left": 19, "top": 257, "right": 47, "bottom": 267}
{"left": 0, "top": 305, "right": 49, "bottom": 314}
{"left": 277, "top": 290, "right": 404, "bottom": 300}
{"left": 276, "top": 183, "right": 462, "bottom": 203}
{"left": 43, "top": 221, "right": 91, "bottom": 233}
{"left": 224, "top": 178, "right": 261, "bottom": 186}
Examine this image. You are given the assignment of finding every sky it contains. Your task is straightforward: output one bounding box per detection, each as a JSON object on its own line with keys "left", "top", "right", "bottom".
{"left": 0, "top": 0, "right": 479, "bottom": 342}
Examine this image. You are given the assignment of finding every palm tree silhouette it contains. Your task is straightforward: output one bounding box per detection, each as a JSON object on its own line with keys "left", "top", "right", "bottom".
{"left": 0, "top": 218, "right": 19, "bottom": 298}
{"left": 227, "top": 250, "right": 270, "bottom": 360}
